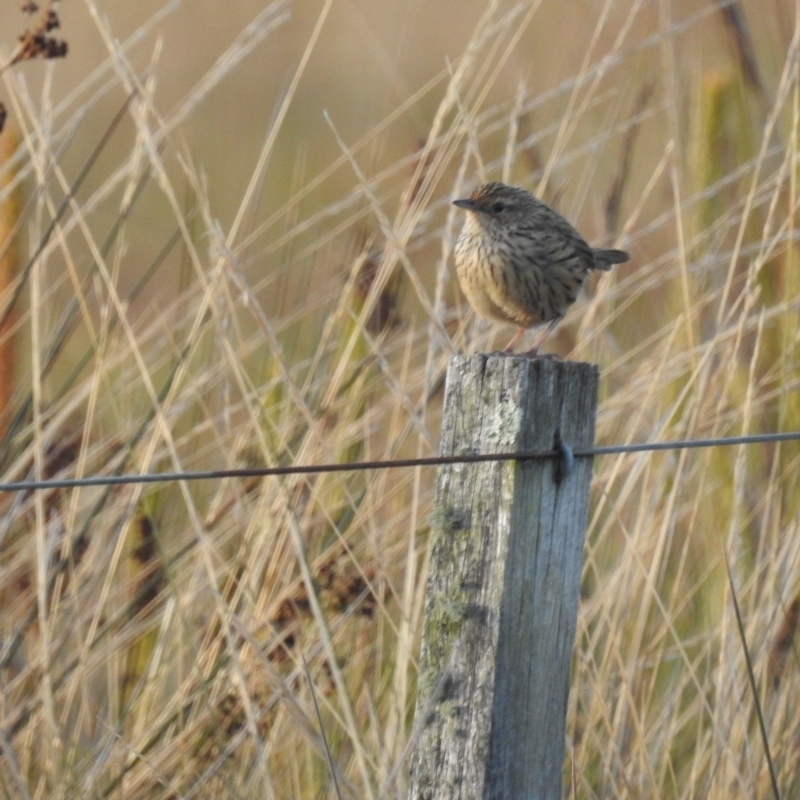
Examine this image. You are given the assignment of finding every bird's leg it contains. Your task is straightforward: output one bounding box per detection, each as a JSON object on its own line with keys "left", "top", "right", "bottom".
{"left": 520, "top": 316, "right": 563, "bottom": 358}
{"left": 502, "top": 327, "right": 527, "bottom": 353}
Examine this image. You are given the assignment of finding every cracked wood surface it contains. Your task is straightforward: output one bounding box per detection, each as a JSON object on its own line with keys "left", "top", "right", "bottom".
{"left": 409, "top": 355, "right": 598, "bottom": 800}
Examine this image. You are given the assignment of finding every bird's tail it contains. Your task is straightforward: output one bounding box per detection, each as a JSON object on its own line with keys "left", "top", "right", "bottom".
{"left": 592, "top": 248, "right": 630, "bottom": 271}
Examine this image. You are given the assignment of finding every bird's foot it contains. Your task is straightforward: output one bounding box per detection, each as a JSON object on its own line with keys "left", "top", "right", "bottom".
{"left": 518, "top": 348, "right": 562, "bottom": 360}
{"left": 484, "top": 349, "right": 514, "bottom": 357}
{"left": 481, "top": 348, "right": 563, "bottom": 359}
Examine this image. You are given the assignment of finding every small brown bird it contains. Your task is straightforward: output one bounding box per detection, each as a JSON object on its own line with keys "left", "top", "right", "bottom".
{"left": 453, "top": 182, "right": 630, "bottom": 355}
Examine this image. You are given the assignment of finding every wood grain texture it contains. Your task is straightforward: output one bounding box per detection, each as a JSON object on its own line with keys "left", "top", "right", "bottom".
{"left": 409, "top": 354, "right": 598, "bottom": 800}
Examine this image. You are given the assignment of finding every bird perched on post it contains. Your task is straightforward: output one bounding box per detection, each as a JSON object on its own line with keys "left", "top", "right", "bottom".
{"left": 452, "top": 181, "right": 630, "bottom": 356}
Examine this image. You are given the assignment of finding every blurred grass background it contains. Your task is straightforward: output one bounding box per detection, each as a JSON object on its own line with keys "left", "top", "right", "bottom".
{"left": 0, "top": 0, "right": 799, "bottom": 797}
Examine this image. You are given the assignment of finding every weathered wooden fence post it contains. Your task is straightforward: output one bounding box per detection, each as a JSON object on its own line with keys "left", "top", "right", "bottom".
{"left": 409, "top": 354, "right": 599, "bottom": 800}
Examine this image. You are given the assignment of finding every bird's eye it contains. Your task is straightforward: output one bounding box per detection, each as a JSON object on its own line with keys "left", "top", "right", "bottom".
{"left": 491, "top": 201, "right": 505, "bottom": 213}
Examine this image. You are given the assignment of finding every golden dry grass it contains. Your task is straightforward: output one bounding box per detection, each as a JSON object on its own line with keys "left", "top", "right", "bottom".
{"left": 0, "top": 1, "right": 798, "bottom": 797}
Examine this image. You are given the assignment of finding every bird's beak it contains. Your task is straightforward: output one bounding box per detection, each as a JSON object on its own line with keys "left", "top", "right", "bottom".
{"left": 452, "top": 198, "right": 476, "bottom": 211}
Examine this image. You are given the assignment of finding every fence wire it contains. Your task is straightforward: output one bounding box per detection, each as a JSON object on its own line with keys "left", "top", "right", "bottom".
{"left": 1, "top": 430, "right": 798, "bottom": 493}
